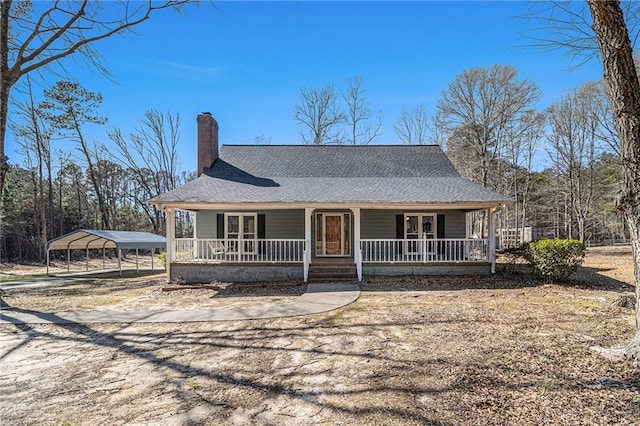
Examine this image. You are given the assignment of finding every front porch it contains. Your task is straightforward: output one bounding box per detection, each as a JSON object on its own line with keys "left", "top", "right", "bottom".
{"left": 164, "top": 205, "right": 499, "bottom": 283}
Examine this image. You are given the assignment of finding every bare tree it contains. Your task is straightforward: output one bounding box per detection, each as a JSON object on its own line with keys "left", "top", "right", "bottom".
{"left": 108, "top": 110, "right": 182, "bottom": 234}
{"left": 590, "top": 80, "right": 620, "bottom": 156}
{"left": 342, "top": 76, "right": 382, "bottom": 145}
{"left": 253, "top": 134, "right": 272, "bottom": 145}
{"left": 10, "top": 76, "right": 52, "bottom": 260}
{"left": 585, "top": 0, "right": 640, "bottom": 363}
{"left": 0, "top": 0, "right": 193, "bottom": 199}
{"left": 428, "top": 112, "right": 450, "bottom": 148}
{"left": 498, "top": 109, "right": 544, "bottom": 244}
{"left": 393, "top": 103, "right": 429, "bottom": 145}
{"left": 294, "top": 85, "right": 345, "bottom": 145}
{"left": 437, "top": 64, "right": 542, "bottom": 188}
{"left": 546, "top": 84, "right": 602, "bottom": 242}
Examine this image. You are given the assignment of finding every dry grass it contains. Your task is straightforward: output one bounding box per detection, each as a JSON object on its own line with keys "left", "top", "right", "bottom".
{"left": 0, "top": 246, "right": 638, "bottom": 425}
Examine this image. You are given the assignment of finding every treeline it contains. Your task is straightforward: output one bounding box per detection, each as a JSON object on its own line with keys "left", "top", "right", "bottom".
{"left": 0, "top": 159, "right": 194, "bottom": 261}
{"left": 0, "top": 79, "right": 194, "bottom": 261}
{"left": 1, "top": 64, "right": 628, "bottom": 261}
{"left": 294, "top": 66, "right": 627, "bottom": 245}
{"left": 439, "top": 71, "right": 625, "bottom": 245}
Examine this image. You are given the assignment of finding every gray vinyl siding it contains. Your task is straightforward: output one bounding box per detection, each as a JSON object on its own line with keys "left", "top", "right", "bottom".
{"left": 195, "top": 209, "right": 304, "bottom": 239}
{"left": 361, "top": 210, "right": 398, "bottom": 239}
{"left": 361, "top": 209, "right": 467, "bottom": 239}
{"left": 196, "top": 210, "right": 218, "bottom": 239}
{"left": 264, "top": 209, "right": 305, "bottom": 239}
{"left": 444, "top": 210, "right": 466, "bottom": 238}
{"left": 196, "top": 208, "right": 467, "bottom": 240}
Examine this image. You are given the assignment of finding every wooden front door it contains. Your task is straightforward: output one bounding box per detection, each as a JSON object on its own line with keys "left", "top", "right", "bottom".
{"left": 316, "top": 213, "right": 351, "bottom": 256}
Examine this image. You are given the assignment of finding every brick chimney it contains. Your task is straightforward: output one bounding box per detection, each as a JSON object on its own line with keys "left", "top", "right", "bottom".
{"left": 197, "top": 112, "right": 219, "bottom": 176}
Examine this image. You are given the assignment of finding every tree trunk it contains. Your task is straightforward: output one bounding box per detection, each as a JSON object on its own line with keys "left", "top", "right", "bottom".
{"left": 587, "top": 0, "right": 640, "bottom": 364}
{"left": 73, "top": 116, "right": 109, "bottom": 229}
{"left": 0, "top": 1, "right": 11, "bottom": 199}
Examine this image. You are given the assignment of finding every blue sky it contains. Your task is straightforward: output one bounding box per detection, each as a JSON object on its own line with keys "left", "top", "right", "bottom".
{"left": 8, "top": 1, "right": 604, "bottom": 173}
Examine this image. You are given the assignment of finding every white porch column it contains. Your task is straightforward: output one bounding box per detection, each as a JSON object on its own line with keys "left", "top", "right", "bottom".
{"left": 166, "top": 207, "right": 176, "bottom": 281}
{"left": 488, "top": 206, "right": 497, "bottom": 273}
{"left": 304, "top": 208, "right": 313, "bottom": 282}
{"left": 193, "top": 211, "right": 199, "bottom": 260}
{"left": 352, "top": 207, "right": 362, "bottom": 281}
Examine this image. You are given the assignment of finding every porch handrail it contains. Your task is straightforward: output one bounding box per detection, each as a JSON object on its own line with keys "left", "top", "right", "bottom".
{"left": 360, "top": 238, "right": 488, "bottom": 263}
{"left": 174, "top": 238, "right": 306, "bottom": 263}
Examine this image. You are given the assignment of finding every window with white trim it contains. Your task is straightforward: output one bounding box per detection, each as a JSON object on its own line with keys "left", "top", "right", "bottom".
{"left": 224, "top": 213, "right": 257, "bottom": 254}
{"left": 404, "top": 213, "right": 437, "bottom": 255}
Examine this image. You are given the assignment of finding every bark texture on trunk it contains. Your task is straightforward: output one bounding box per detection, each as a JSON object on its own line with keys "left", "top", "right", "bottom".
{"left": 587, "top": 0, "right": 640, "bottom": 364}
{"left": 0, "top": 1, "right": 12, "bottom": 198}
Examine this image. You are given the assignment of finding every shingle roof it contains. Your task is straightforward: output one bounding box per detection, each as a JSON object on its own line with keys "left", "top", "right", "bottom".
{"left": 151, "top": 145, "right": 510, "bottom": 205}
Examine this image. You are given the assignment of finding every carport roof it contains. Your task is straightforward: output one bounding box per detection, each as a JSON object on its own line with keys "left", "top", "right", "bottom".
{"left": 47, "top": 229, "right": 166, "bottom": 251}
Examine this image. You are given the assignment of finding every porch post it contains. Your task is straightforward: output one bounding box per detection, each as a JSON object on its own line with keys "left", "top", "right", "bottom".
{"left": 352, "top": 207, "right": 362, "bottom": 281}
{"left": 166, "top": 207, "right": 176, "bottom": 281}
{"left": 304, "top": 208, "right": 313, "bottom": 282}
{"left": 488, "top": 206, "right": 497, "bottom": 273}
{"left": 193, "top": 211, "right": 199, "bottom": 260}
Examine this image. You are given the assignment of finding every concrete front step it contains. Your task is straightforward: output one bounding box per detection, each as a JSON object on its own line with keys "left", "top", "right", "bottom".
{"left": 309, "top": 263, "right": 357, "bottom": 281}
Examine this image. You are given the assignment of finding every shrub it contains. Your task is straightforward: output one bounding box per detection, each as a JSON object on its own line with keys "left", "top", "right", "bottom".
{"left": 158, "top": 251, "right": 167, "bottom": 268}
{"left": 500, "top": 244, "right": 532, "bottom": 275}
{"left": 523, "top": 238, "right": 586, "bottom": 281}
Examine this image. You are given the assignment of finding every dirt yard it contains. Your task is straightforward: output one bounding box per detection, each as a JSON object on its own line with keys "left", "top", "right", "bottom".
{"left": 1, "top": 247, "right": 639, "bottom": 425}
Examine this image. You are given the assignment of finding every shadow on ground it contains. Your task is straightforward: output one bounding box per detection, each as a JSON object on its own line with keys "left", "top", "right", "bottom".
{"left": 361, "top": 266, "right": 634, "bottom": 294}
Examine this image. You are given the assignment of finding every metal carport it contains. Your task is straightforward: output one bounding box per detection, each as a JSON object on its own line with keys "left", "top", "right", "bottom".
{"left": 46, "top": 230, "right": 167, "bottom": 275}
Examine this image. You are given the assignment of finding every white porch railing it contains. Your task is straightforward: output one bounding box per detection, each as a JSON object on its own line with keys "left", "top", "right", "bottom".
{"left": 360, "top": 238, "right": 488, "bottom": 263}
{"left": 174, "top": 238, "right": 306, "bottom": 263}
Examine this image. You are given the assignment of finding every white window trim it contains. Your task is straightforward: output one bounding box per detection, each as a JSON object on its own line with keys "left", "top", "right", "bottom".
{"left": 404, "top": 213, "right": 437, "bottom": 256}
{"left": 224, "top": 212, "right": 258, "bottom": 255}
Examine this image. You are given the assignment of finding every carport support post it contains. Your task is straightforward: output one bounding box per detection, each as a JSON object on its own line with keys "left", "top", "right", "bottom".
{"left": 46, "top": 247, "right": 50, "bottom": 275}
{"left": 118, "top": 248, "right": 122, "bottom": 276}
{"left": 86, "top": 247, "right": 89, "bottom": 271}
{"left": 67, "top": 247, "right": 70, "bottom": 273}
{"left": 136, "top": 248, "right": 139, "bottom": 273}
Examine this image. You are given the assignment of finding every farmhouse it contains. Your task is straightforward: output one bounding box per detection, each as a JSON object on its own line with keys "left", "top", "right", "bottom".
{"left": 150, "top": 113, "right": 510, "bottom": 283}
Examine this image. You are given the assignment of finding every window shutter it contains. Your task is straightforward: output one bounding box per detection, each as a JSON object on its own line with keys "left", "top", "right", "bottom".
{"left": 396, "top": 214, "right": 404, "bottom": 255}
{"left": 258, "top": 214, "right": 266, "bottom": 238}
{"left": 396, "top": 215, "right": 404, "bottom": 239}
{"left": 437, "top": 214, "right": 445, "bottom": 239}
{"left": 257, "top": 214, "right": 266, "bottom": 255}
{"left": 216, "top": 214, "right": 224, "bottom": 239}
{"left": 437, "top": 214, "right": 445, "bottom": 256}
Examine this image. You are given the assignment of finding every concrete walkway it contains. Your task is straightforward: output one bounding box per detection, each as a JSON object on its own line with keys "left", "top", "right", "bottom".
{"left": 0, "top": 282, "right": 360, "bottom": 325}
